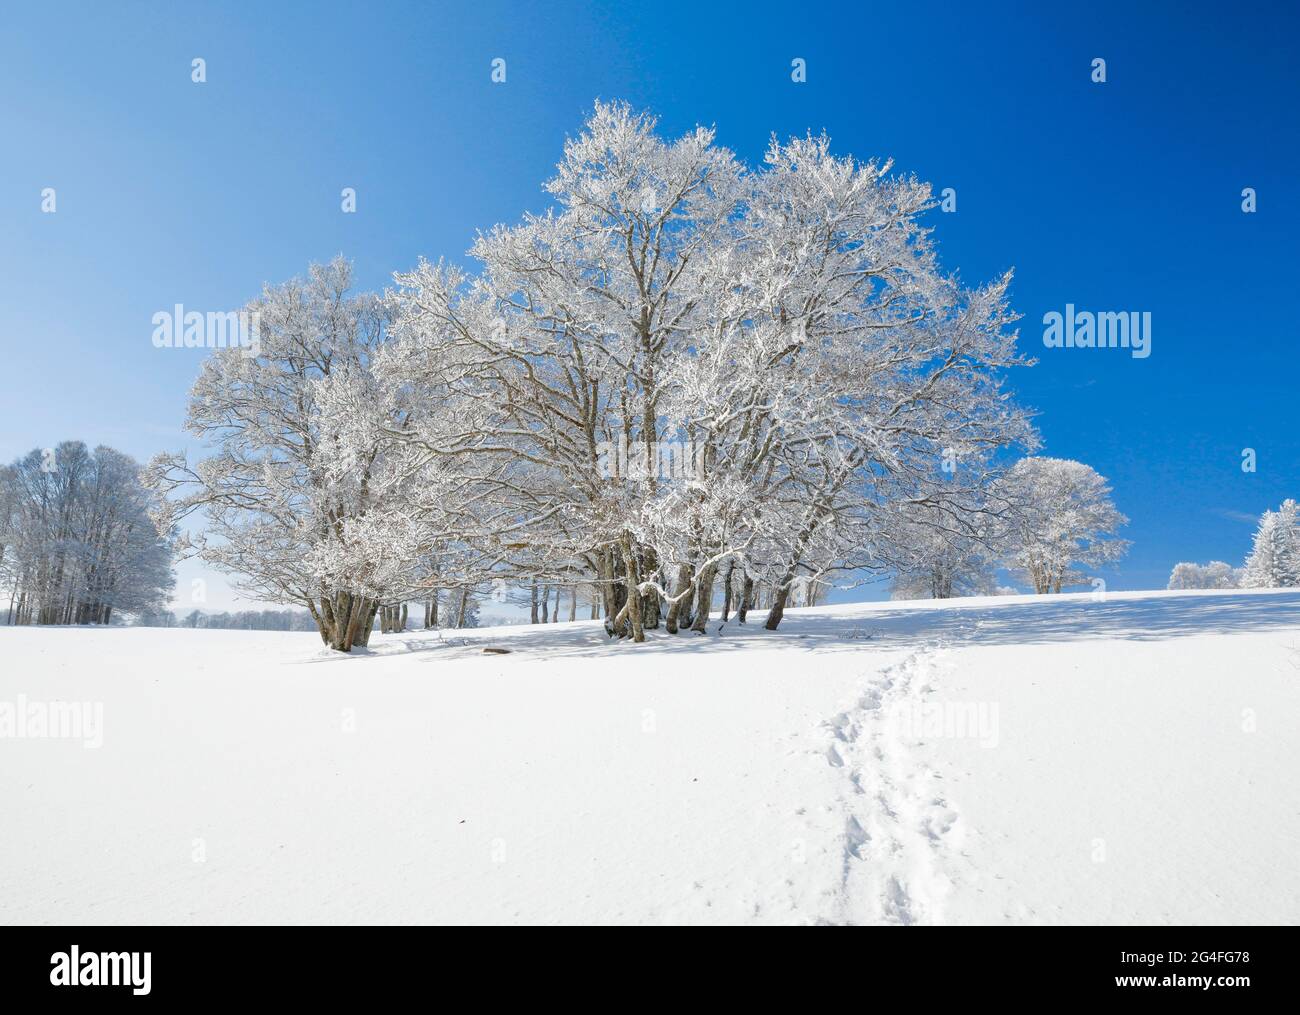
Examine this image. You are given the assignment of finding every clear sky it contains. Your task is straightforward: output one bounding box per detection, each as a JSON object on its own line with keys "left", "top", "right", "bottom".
{"left": 2, "top": 0, "right": 1296, "bottom": 610}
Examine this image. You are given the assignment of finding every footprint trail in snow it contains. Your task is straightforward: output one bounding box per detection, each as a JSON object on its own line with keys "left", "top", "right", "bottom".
{"left": 818, "top": 647, "right": 970, "bottom": 925}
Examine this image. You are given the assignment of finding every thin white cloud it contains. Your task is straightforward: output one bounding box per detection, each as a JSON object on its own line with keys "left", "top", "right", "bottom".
{"left": 1211, "top": 508, "right": 1260, "bottom": 526}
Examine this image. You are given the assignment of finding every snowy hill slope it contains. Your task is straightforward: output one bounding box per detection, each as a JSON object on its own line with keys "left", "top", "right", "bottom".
{"left": 3, "top": 588, "right": 1298, "bottom": 925}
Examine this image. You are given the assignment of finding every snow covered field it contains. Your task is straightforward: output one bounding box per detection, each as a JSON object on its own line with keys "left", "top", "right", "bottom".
{"left": 3, "top": 588, "right": 1298, "bottom": 926}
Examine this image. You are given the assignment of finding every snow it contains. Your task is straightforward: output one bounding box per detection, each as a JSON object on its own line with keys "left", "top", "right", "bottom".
{"left": 3, "top": 587, "right": 1299, "bottom": 925}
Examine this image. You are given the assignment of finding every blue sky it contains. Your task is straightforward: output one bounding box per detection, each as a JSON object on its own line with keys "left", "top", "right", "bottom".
{"left": 2, "top": 1, "right": 1296, "bottom": 609}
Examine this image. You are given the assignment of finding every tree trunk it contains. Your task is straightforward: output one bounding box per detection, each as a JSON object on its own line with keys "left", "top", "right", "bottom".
{"left": 690, "top": 562, "right": 717, "bottom": 633}
{"left": 601, "top": 549, "right": 629, "bottom": 637}
{"left": 356, "top": 600, "right": 378, "bottom": 647}
{"left": 620, "top": 535, "right": 645, "bottom": 643}
{"left": 664, "top": 562, "right": 693, "bottom": 634}
{"left": 331, "top": 592, "right": 354, "bottom": 651}
{"left": 764, "top": 581, "right": 791, "bottom": 631}
{"left": 317, "top": 590, "right": 378, "bottom": 652}
{"left": 343, "top": 595, "right": 369, "bottom": 651}
{"left": 640, "top": 550, "right": 661, "bottom": 629}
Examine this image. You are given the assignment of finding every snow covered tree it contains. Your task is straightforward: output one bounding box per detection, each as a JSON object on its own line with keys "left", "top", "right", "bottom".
{"left": 387, "top": 102, "right": 749, "bottom": 642}
{"left": 662, "top": 130, "right": 1035, "bottom": 632}
{"left": 387, "top": 103, "right": 1035, "bottom": 639}
{"left": 147, "top": 104, "right": 1039, "bottom": 648}
{"left": 2, "top": 443, "right": 174, "bottom": 625}
{"left": 1167, "top": 560, "right": 1239, "bottom": 590}
{"left": 995, "top": 457, "right": 1128, "bottom": 593}
{"left": 148, "top": 258, "right": 402, "bottom": 651}
{"left": 1240, "top": 500, "right": 1300, "bottom": 588}
{"left": 149, "top": 257, "right": 504, "bottom": 651}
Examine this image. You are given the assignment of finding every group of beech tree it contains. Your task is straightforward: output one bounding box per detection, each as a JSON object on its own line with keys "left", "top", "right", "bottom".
{"left": 147, "top": 103, "right": 1130, "bottom": 652}
{"left": 1, "top": 442, "right": 175, "bottom": 625}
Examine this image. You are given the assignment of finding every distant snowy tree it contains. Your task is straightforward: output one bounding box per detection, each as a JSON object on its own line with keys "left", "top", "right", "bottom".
{"left": 1167, "top": 560, "right": 1239, "bottom": 590}
{"left": 2, "top": 443, "right": 174, "bottom": 625}
{"left": 1240, "top": 500, "right": 1300, "bottom": 588}
{"left": 995, "top": 457, "right": 1129, "bottom": 594}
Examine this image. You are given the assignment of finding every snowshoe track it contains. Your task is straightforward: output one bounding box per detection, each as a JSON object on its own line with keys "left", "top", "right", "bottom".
{"left": 819, "top": 647, "right": 967, "bottom": 925}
